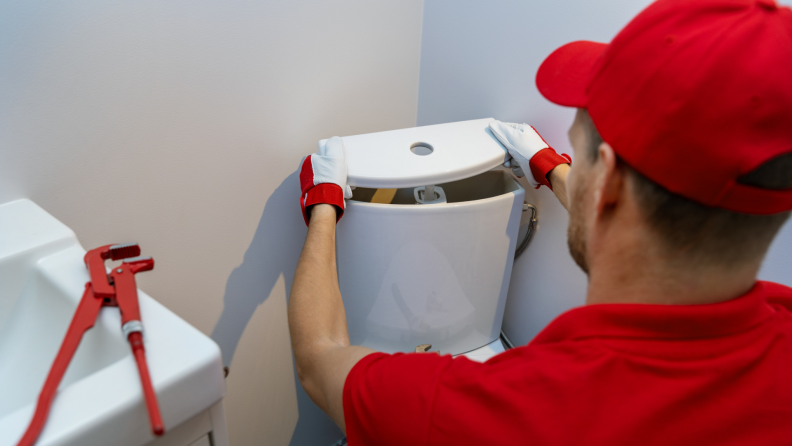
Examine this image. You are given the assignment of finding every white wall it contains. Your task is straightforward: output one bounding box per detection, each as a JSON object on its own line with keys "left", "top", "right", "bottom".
{"left": 417, "top": 0, "right": 792, "bottom": 346}
{"left": 0, "top": 1, "right": 424, "bottom": 445}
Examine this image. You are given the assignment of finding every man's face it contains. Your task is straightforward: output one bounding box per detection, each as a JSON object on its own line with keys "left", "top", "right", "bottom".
{"left": 566, "top": 109, "right": 598, "bottom": 274}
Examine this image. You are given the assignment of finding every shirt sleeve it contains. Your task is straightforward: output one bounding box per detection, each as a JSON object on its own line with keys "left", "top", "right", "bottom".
{"left": 343, "top": 351, "right": 455, "bottom": 446}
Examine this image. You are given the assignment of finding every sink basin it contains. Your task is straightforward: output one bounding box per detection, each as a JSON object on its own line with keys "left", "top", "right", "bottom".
{"left": 0, "top": 199, "right": 227, "bottom": 446}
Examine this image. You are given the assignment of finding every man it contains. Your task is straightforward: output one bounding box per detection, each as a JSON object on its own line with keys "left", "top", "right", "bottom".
{"left": 289, "top": 0, "right": 792, "bottom": 444}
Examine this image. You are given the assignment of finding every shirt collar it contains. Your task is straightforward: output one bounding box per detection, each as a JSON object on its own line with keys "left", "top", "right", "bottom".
{"left": 531, "top": 281, "right": 776, "bottom": 344}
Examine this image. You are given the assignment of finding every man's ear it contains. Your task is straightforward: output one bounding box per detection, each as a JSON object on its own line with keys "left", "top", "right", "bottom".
{"left": 594, "top": 142, "right": 624, "bottom": 213}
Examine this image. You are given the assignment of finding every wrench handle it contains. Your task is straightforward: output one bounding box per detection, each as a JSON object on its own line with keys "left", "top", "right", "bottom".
{"left": 17, "top": 284, "right": 103, "bottom": 446}
{"left": 128, "top": 332, "right": 165, "bottom": 436}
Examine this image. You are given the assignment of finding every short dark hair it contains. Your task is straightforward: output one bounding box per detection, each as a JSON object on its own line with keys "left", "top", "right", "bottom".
{"left": 581, "top": 110, "right": 791, "bottom": 266}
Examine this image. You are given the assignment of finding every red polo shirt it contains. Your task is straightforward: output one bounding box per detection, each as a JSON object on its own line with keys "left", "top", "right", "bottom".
{"left": 343, "top": 281, "right": 792, "bottom": 445}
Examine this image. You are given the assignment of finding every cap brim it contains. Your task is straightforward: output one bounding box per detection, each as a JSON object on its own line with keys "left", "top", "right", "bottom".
{"left": 536, "top": 40, "right": 607, "bottom": 108}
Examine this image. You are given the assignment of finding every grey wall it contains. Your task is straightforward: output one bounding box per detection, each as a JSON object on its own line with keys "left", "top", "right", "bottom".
{"left": 0, "top": 1, "right": 424, "bottom": 444}
{"left": 417, "top": 0, "right": 792, "bottom": 345}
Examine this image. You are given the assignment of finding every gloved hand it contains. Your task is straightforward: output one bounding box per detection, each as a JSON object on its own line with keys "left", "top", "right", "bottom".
{"left": 298, "top": 136, "right": 353, "bottom": 226}
{"left": 488, "top": 121, "right": 571, "bottom": 189}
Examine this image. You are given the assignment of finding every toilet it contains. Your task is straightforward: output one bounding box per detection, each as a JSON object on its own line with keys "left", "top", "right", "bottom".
{"left": 325, "top": 118, "right": 525, "bottom": 359}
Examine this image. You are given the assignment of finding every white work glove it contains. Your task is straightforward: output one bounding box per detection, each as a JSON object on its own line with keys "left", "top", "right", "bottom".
{"left": 298, "top": 136, "right": 353, "bottom": 225}
{"left": 489, "top": 121, "right": 570, "bottom": 189}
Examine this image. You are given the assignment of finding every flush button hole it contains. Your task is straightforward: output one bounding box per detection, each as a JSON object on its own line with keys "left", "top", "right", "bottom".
{"left": 410, "top": 142, "right": 434, "bottom": 156}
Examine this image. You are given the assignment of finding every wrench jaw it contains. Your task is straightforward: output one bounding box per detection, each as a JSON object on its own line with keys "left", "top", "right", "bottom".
{"left": 122, "top": 256, "right": 155, "bottom": 274}
{"left": 83, "top": 244, "right": 116, "bottom": 298}
{"left": 108, "top": 243, "right": 141, "bottom": 261}
{"left": 83, "top": 244, "right": 141, "bottom": 298}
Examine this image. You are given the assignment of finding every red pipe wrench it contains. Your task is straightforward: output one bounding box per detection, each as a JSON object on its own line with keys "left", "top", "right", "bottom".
{"left": 17, "top": 244, "right": 165, "bottom": 446}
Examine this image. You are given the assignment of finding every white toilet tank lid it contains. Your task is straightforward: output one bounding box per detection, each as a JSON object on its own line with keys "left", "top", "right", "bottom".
{"left": 319, "top": 118, "right": 508, "bottom": 189}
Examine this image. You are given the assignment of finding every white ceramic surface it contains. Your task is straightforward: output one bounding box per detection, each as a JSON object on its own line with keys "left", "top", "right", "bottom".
{"left": 0, "top": 199, "right": 226, "bottom": 446}
{"left": 458, "top": 338, "right": 506, "bottom": 363}
{"left": 321, "top": 118, "right": 509, "bottom": 189}
{"left": 337, "top": 171, "right": 524, "bottom": 355}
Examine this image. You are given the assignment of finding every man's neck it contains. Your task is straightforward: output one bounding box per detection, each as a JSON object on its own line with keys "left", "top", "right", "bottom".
{"left": 576, "top": 172, "right": 765, "bottom": 307}
{"left": 585, "top": 250, "right": 759, "bottom": 306}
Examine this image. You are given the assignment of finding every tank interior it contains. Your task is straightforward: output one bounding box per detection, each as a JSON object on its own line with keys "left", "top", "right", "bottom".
{"left": 350, "top": 169, "right": 520, "bottom": 205}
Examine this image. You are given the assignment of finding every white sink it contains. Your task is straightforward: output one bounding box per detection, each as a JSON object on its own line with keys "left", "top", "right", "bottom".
{"left": 0, "top": 199, "right": 227, "bottom": 446}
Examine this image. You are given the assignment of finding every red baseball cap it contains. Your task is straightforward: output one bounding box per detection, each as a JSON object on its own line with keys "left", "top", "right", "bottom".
{"left": 536, "top": 0, "right": 792, "bottom": 214}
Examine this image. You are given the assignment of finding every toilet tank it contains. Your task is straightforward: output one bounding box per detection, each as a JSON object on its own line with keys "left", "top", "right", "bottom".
{"left": 329, "top": 119, "right": 524, "bottom": 355}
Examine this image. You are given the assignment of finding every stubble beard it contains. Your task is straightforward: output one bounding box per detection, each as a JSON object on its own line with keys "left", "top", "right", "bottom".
{"left": 567, "top": 189, "right": 590, "bottom": 275}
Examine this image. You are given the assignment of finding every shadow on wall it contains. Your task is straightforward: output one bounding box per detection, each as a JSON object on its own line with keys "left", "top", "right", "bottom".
{"left": 210, "top": 171, "right": 343, "bottom": 445}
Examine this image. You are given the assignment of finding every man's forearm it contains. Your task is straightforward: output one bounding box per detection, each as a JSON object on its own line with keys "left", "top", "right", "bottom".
{"left": 548, "top": 163, "right": 570, "bottom": 209}
{"left": 289, "top": 204, "right": 350, "bottom": 400}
